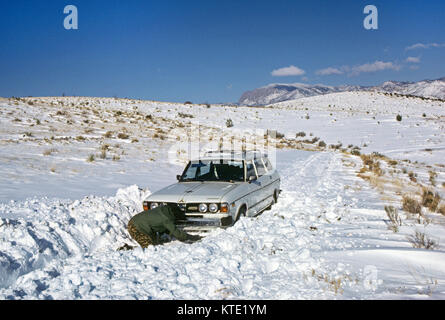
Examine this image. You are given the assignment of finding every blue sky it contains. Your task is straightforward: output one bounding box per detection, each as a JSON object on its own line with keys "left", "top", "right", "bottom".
{"left": 0, "top": 0, "right": 444, "bottom": 103}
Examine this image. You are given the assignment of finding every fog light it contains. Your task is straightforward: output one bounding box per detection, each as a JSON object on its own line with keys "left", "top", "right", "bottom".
{"left": 150, "top": 202, "right": 159, "bottom": 210}
{"left": 198, "top": 203, "right": 208, "bottom": 213}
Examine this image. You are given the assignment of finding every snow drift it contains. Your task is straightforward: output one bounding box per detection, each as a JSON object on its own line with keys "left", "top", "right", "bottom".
{"left": 0, "top": 185, "right": 150, "bottom": 290}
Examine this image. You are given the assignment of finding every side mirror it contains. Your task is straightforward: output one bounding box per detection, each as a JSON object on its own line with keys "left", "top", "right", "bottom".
{"left": 248, "top": 175, "right": 257, "bottom": 183}
{"left": 176, "top": 175, "right": 182, "bottom": 181}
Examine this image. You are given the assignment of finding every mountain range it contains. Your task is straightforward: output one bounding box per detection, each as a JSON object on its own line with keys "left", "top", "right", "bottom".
{"left": 238, "top": 77, "right": 445, "bottom": 106}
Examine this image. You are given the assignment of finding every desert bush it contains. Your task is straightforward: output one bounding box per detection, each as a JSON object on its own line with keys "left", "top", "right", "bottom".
{"left": 422, "top": 188, "right": 441, "bottom": 212}
{"left": 87, "top": 154, "right": 95, "bottom": 162}
{"left": 438, "top": 205, "right": 445, "bottom": 216}
{"left": 360, "top": 154, "right": 383, "bottom": 176}
{"left": 226, "top": 119, "right": 234, "bottom": 128}
{"left": 99, "top": 149, "right": 107, "bottom": 159}
{"left": 351, "top": 149, "right": 361, "bottom": 156}
{"left": 407, "top": 231, "right": 438, "bottom": 250}
{"left": 402, "top": 196, "right": 422, "bottom": 214}
{"left": 408, "top": 171, "right": 417, "bottom": 182}
{"left": 296, "top": 131, "right": 306, "bottom": 138}
{"left": 318, "top": 141, "right": 326, "bottom": 148}
{"left": 104, "top": 131, "right": 113, "bottom": 138}
{"left": 396, "top": 114, "right": 402, "bottom": 121}
{"left": 384, "top": 206, "right": 402, "bottom": 232}
{"left": 303, "top": 137, "right": 319, "bottom": 144}
{"left": 429, "top": 171, "right": 437, "bottom": 186}
{"left": 178, "top": 112, "right": 194, "bottom": 119}
{"left": 329, "top": 142, "right": 342, "bottom": 150}
{"left": 117, "top": 133, "right": 130, "bottom": 140}
{"left": 276, "top": 132, "right": 285, "bottom": 139}
{"left": 23, "top": 132, "right": 33, "bottom": 137}
{"left": 43, "top": 149, "right": 58, "bottom": 156}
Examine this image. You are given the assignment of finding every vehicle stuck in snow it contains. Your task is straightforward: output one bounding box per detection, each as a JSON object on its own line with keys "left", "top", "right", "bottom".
{"left": 142, "top": 150, "right": 281, "bottom": 227}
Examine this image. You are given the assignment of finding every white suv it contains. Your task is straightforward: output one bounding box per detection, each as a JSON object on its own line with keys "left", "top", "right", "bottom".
{"left": 142, "top": 150, "right": 281, "bottom": 227}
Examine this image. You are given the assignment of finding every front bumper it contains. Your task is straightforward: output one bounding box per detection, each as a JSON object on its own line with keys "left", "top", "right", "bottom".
{"left": 143, "top": 201, "right": 233, "bottom": 227}
{"left": 181, "top": 213, "right": 233, "bottom": 228}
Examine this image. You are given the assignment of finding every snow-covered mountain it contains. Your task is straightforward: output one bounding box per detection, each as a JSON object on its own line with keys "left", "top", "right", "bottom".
{"left": 239, "top": 77, "right": 445, "bottom": 106}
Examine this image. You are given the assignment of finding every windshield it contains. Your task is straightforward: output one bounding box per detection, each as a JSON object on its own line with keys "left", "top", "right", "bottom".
{"left": 180, "top": 160, "right": 244, "bottom": 182}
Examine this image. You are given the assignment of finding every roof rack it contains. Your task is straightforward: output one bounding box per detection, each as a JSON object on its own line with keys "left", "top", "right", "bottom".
{"left": 200, "top": 149, "right": 265, "bottom": 160}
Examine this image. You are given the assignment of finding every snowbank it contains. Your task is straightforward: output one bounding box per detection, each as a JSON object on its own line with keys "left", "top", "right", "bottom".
{"left": 0, "top": 185, "right": 150, "bottom": 290}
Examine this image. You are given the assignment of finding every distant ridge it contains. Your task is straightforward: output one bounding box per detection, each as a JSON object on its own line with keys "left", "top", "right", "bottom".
{"left": 239, "top": 77, "right": 445, "bottom": 106}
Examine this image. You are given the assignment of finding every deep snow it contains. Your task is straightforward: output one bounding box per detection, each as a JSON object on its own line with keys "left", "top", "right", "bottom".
{"left": 1, "top": 150, "right": 444, "bottom": 299}
{"left": 1, "top": 93, "right": 445, "bottom": 299}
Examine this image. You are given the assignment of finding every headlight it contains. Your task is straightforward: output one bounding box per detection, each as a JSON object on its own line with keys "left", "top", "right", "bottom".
{"left": 150, "top": 202, "right": 159, "bottom": 210}
{"left": 198, "top": 203, "right": 208, "bottom": 213}
{"left": 209, "top": 203, "right": 218, "bottom": 213}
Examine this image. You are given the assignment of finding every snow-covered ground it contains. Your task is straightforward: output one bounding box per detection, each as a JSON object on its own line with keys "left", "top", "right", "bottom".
{"left": 0, "top": 93, "right": 444, "bottom": 299}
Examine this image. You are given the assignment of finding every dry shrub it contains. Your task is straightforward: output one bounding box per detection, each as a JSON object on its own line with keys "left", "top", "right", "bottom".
{"left": 43, "top": 149, "right": 58, "bottom": 156}
{"left": 384, "top": 205, "right": 402, "bottom": 232}
{"left": 407, "top": 231, "right": 438, "bottom": 250}
{"left": 360, "top": 154, "right": 384, "bottom": 176}
{"left": 117, "top": 133, "right": 130, "bottom": 140}
{"left": 402, "top": 196, "right": 422, "bottom": 214}
{"left": 438, "top": 205, "right": 445, "bottom": 216}
{"left": 421, "top": 188, "right": 441, "bottom": 212}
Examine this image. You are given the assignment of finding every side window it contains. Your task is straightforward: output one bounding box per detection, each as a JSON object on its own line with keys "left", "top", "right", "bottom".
{"left": 246, "top": 160, "right": 256, "bottom": 179}
{"left": 254, "top": 159, "right": 266, "bottom": 177}
{"left": 264, "top": 158, "right": 273, "bottom": 171}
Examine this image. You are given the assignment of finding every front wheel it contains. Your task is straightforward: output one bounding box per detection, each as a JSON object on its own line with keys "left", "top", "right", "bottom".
{"left": 234, "top": 205, "right": 247, "bottom": 224}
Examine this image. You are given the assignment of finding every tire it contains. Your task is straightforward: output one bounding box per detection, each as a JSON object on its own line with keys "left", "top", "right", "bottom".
{"left": 265, "top": 190, "right": 279, "bottom": 211}
{"left": 273, "top": 189, "right": 279, "bottom": 204}
{"left": 235, "top": 205, "right": 247, "bottom": 223}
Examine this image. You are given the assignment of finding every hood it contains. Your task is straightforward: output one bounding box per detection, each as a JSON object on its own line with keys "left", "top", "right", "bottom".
{"left": 146, "top": 182, "right": 239, "bottom": 203}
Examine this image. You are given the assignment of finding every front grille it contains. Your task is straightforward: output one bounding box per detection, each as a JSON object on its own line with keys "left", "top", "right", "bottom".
{"left": 185, "top": 203, "right": 221, "bottom": 213}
